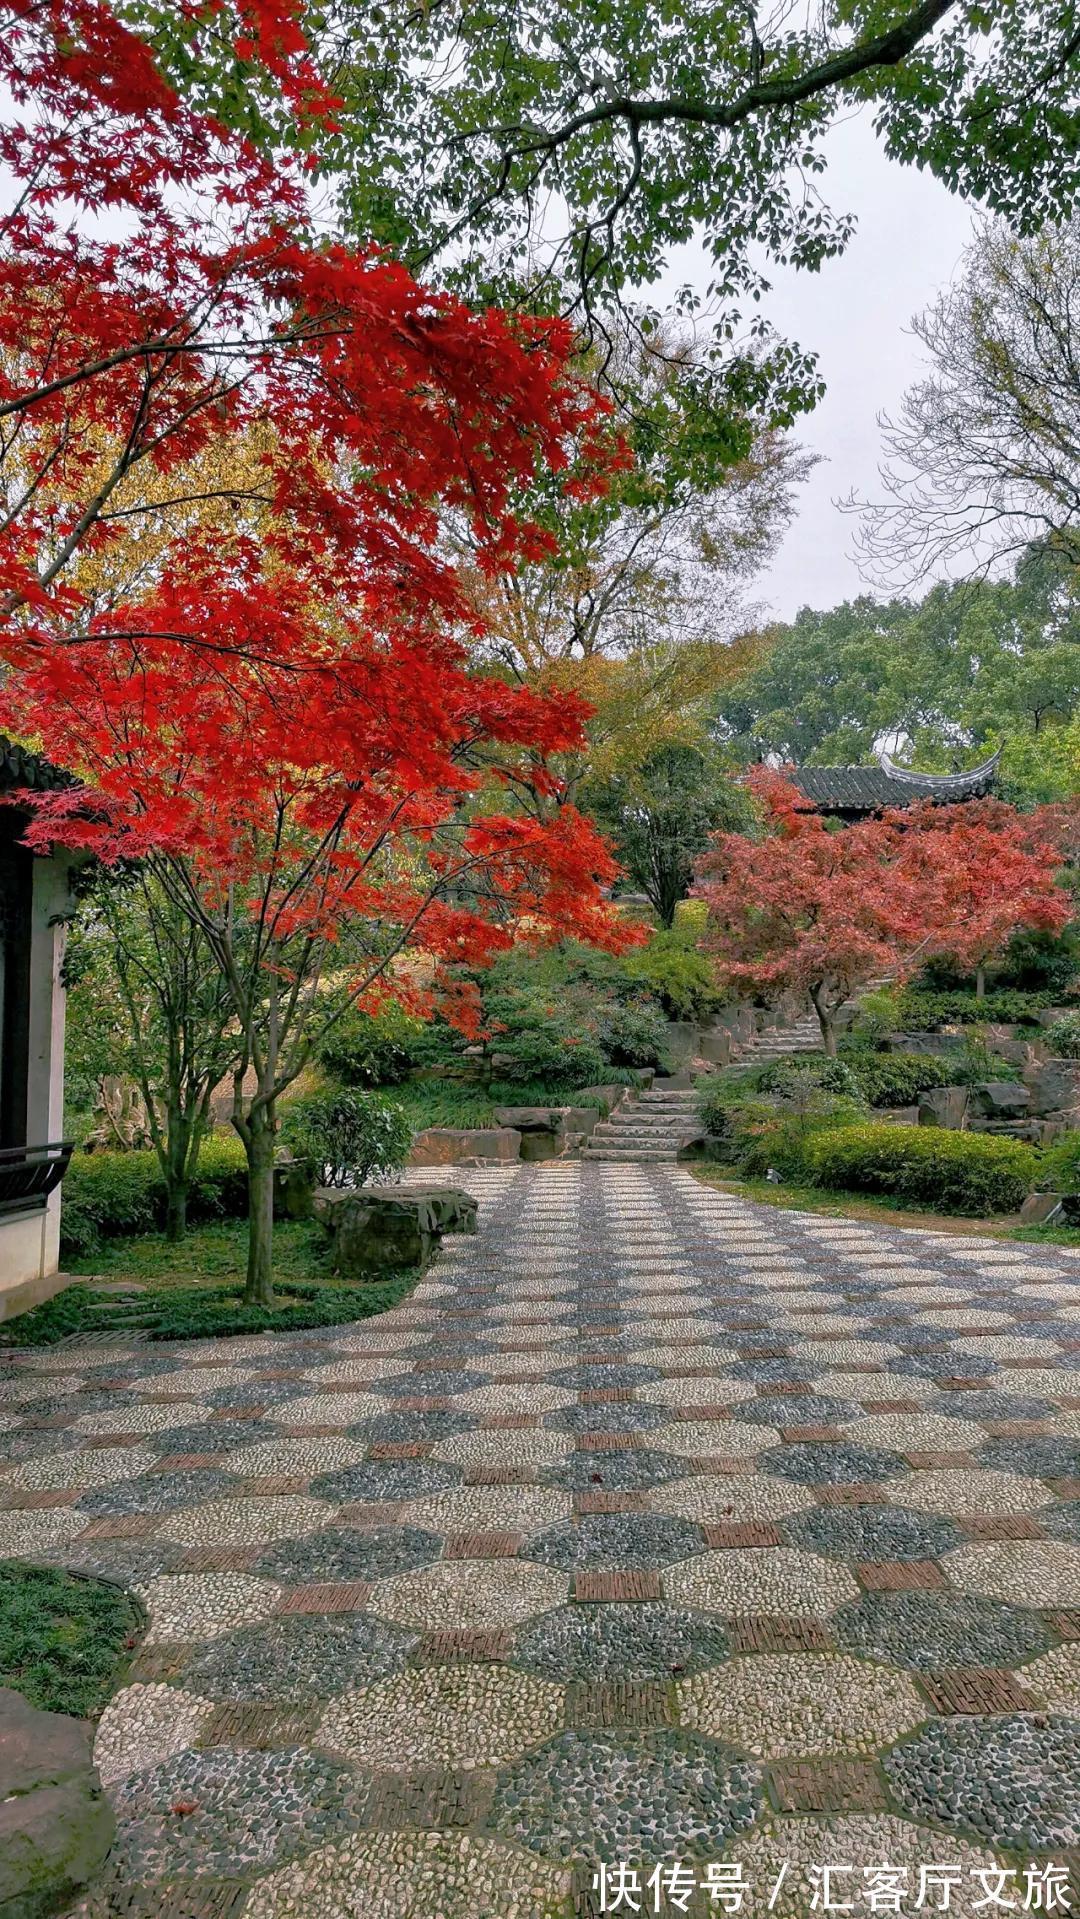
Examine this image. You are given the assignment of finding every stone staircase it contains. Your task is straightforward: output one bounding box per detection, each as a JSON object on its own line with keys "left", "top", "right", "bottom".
{"left": 738, "top": 1011, "right": 823, "bottom": 1063}
{"left": 583, "top": 1086, "right": 702, "bottom": 1163}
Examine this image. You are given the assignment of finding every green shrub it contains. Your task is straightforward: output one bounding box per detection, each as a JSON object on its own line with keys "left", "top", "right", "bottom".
{"left": 849, "top": 987, "right": 904, "bottom": 1044}
{"left": 1038, "top": 1131, "right": 1080, "bottom": 1195}
{"left": 1047, "top": 1013, "right": 1080, "bottom": 1058}
{"left": 755, "top": 1055, "right": 860, "bottom": 1099}
{"left": 983, "top": 924, "right": 1080, "bottom": 996}
{"left": 420, "top": 943, "right": 670, "bottom": 1087}
{"left": 949, "top": 1036, "right": 1022, "bottom": 1086}
{"left": 281, "top": 1089, "right": 411, "bottom": 1187}
{"left": 896, "top": 987, "right": 1054, "bottom": 1030}
{"left": 737, "top": 1095, "right": 867, "bottom": 1180}
{"left": 698, "top": 1068, "right": 864, "bottom": 1178}
{"left": 186, "top": 1135, "right": 249, "bottom": 1218}
{"left": 60, "top": 1151, "right": 159, "bottom": 1257}
{"left": 622, "top": 928, "right": 723, "bottom": 1023}
{"left": 594, "top": 998, "right": 672, "bottom": 1070}
{"left": 316, "top": 1003, "right": 424, "bottom": 1087}
{"left": 61, "top": 1136, "right": 251, "bottom": 1259}
{"left": 803, "top": 1124, "right": 1037, "bottom": 1215}
{"left": 846, "top": 1053, "right": 958, "bottom": 1108}
{"left": 486, "top": 1004, "right": 608, "bottom": 1088}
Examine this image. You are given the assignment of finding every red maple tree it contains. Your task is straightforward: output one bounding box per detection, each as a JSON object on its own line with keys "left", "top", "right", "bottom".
{"left": 694, "top": 770, "right": 1070, "bottom": 1054}
{"left": 0, "top": 1, "right": 628, "bottom": 1300}
{"left": 894, "top": 797, "right": 1072, "bottom": 997}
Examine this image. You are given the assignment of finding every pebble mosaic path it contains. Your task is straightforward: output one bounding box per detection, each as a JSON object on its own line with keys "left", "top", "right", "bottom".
{"left": 4, "top": 1165, "right": 1080, "bottom": 1915}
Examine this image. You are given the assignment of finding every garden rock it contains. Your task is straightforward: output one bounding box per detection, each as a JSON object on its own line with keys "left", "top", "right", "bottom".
{"left": 491, "top": 1107, "right": 572, "bottom": 1161}
{"left": 917, "top": 1086, "right": 969, "bottom": 1129}
{"left": 0, "top": 1686, "right": 113, "bottom": 1918}
{"left": 1019, "top": 1191, "right": 1064, "bottom": 1225}
{"left": 1025, "top": 1060, "right": 1080, "bottom": 1118}
{"left": 408, "top": 1126, "right": 521, "bottom": 1167}
{"left": 967, "top": 1081, "right": 1032, "bottom": 1120}
{"left": 272, "top": 1156, "right": 315, "bottom": 1221}
{"left": 314, "top": 1184, "right": 478, "bottom": 1276}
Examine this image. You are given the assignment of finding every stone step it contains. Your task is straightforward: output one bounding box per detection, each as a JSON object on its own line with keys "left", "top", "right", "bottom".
{"left": 590, "top": 1120, "right": 702, "bottom": 1136}
{"left": 582, "top": 1147, "right": 680, "bottom": 1161}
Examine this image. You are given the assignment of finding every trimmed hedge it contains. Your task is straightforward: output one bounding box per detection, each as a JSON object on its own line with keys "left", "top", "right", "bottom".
{"left": 896, "top": 988, "right": 1056, "bottom": 1030}
{"left": 802, "top": 1124, "right": 1037, "bottom": 1216}
{"left": 60, "top": 1136, "right": 248, "bottom": 1259}
{"left": 846, "top": 1052, "right": 958, "bottom": 1108}
{"left": 1039, "top": 1131, "right": 1080, "bottom": 1196}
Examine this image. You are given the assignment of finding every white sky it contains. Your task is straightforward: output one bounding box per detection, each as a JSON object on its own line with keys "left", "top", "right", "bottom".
{"left": 665, "top": 109, "right": 976, "bottom": 623}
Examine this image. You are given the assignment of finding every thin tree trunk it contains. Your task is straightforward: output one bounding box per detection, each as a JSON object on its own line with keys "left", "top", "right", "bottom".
{"left": 244, "top": 1105, "right": 276, "bottom": 1307}
{"left": 810, "top": 989, "right": 837, "bottom": 1056}
{"left": 975, "top": 964, "right": 986, "bottom": 1000}
{"left": 164, "top": 1108, "right": 189, "bottom": 1242}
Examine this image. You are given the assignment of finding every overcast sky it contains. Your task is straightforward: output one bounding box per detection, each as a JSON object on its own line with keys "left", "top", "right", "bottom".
{"left": 669, "top": 110, "right": 977, "bottom": 625}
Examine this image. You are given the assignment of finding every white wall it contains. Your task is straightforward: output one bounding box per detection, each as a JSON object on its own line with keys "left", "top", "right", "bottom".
{"left": 0, "top": 850, "right": 70, "bottom": 1303}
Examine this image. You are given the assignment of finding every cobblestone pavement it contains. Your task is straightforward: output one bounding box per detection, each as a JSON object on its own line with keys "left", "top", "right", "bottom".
{"left": 5, "top": 1165, "right": 1080, "bottom": 1917}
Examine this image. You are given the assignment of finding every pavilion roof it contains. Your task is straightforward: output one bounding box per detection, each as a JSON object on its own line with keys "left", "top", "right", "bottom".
{"left": 790, "top": 749, "right": 1001, "bottom": 814}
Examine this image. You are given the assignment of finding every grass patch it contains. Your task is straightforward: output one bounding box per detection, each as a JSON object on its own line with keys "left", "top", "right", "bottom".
{"left": 65, "top": 1217, "right": 331, "bottom": 1290}
{"left": 0, "top": 1562, "right": 143, "bottom": 1718}
{"left": 3, "top": 1218, "right": 419, "bottom": 1346}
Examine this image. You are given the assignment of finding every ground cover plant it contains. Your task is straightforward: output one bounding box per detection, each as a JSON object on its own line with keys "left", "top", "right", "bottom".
{"left": 0, "top": 1564, "right": 143, "bottom": 1719}
{"left": 2, "top": 1229, "right": 417, "bottom": 1344}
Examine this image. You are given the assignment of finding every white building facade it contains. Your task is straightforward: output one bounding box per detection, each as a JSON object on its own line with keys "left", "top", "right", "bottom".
{"left": 0, "top": 742, "right": 72, "bottom": 1315}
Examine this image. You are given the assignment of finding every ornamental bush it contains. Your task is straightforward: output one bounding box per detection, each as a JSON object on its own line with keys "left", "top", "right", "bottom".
{"left": 755, "top": 1055, "right": 860, "bottom": 1099}
{"left": 1038, "top": 1130, "right": 1080, "bottom": 1195}
{"left": 802, "top": 1124, "right": 1037, "bottom": 1215}
{"left": 316, "top": 1003, "right": 424, "bottom": 1087}
{"left": 1046, "top": 1013, "right": 1080, "bottom": 1058}
{"left": 60, "top": 1136, "right": 249, "bottom": 1258}
{"left": 737, "top": 1095, "right": 868, "bottom": 1180}
{"left": 846, "top": 1052, "right": 958, "bottom": 1108}
{"left": 594, "top": 997, "right": 672, "bottom": 1069}
{"left": 280, "top": 1090, "right": 412, "bottom": 1189}
{"left": 896, "top": 987, "right": 1055, "bottom": 1030}
{"left": 622, "top": 927, "right": 724, "bottom": 1023}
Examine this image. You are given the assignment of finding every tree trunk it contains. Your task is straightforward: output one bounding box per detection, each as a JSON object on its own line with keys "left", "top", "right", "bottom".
{"left": 810, "top": 990, "right": 837, "bottom": 1056}
{"left": 165, "top": 1179, "right": 188, "bottom": 1242}
{"left": 244, "top": 1105, "right": 276, "bottom": 1307}
{"left": 975, "top": 964, "right": 986, "bottom": 1000}
{"left": 163, "top": 1114, "right": 189, "bottom": 1242}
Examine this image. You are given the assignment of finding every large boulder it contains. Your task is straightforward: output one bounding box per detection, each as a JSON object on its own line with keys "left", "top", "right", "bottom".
{"left": 1025, "top": 1058, "right": 1080, "bottom": 1119}
{"left": 967, "top": 1080, "right": 1032, "bottom": 1121}
{"left": 917, "top": 1086, "right": 970, "bottom": 1129}
{"left": 0, "top": 1686, "right": 114, "bottom": 1918}
{"left": 697, "top": 1026, "right": 733, "bottom": 1067}
{"left": 408, "top": 1126, "right": 520, "bottom": 1166}
{"left": 314, "top": 1183, "right": 478, "bottom": 1277}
